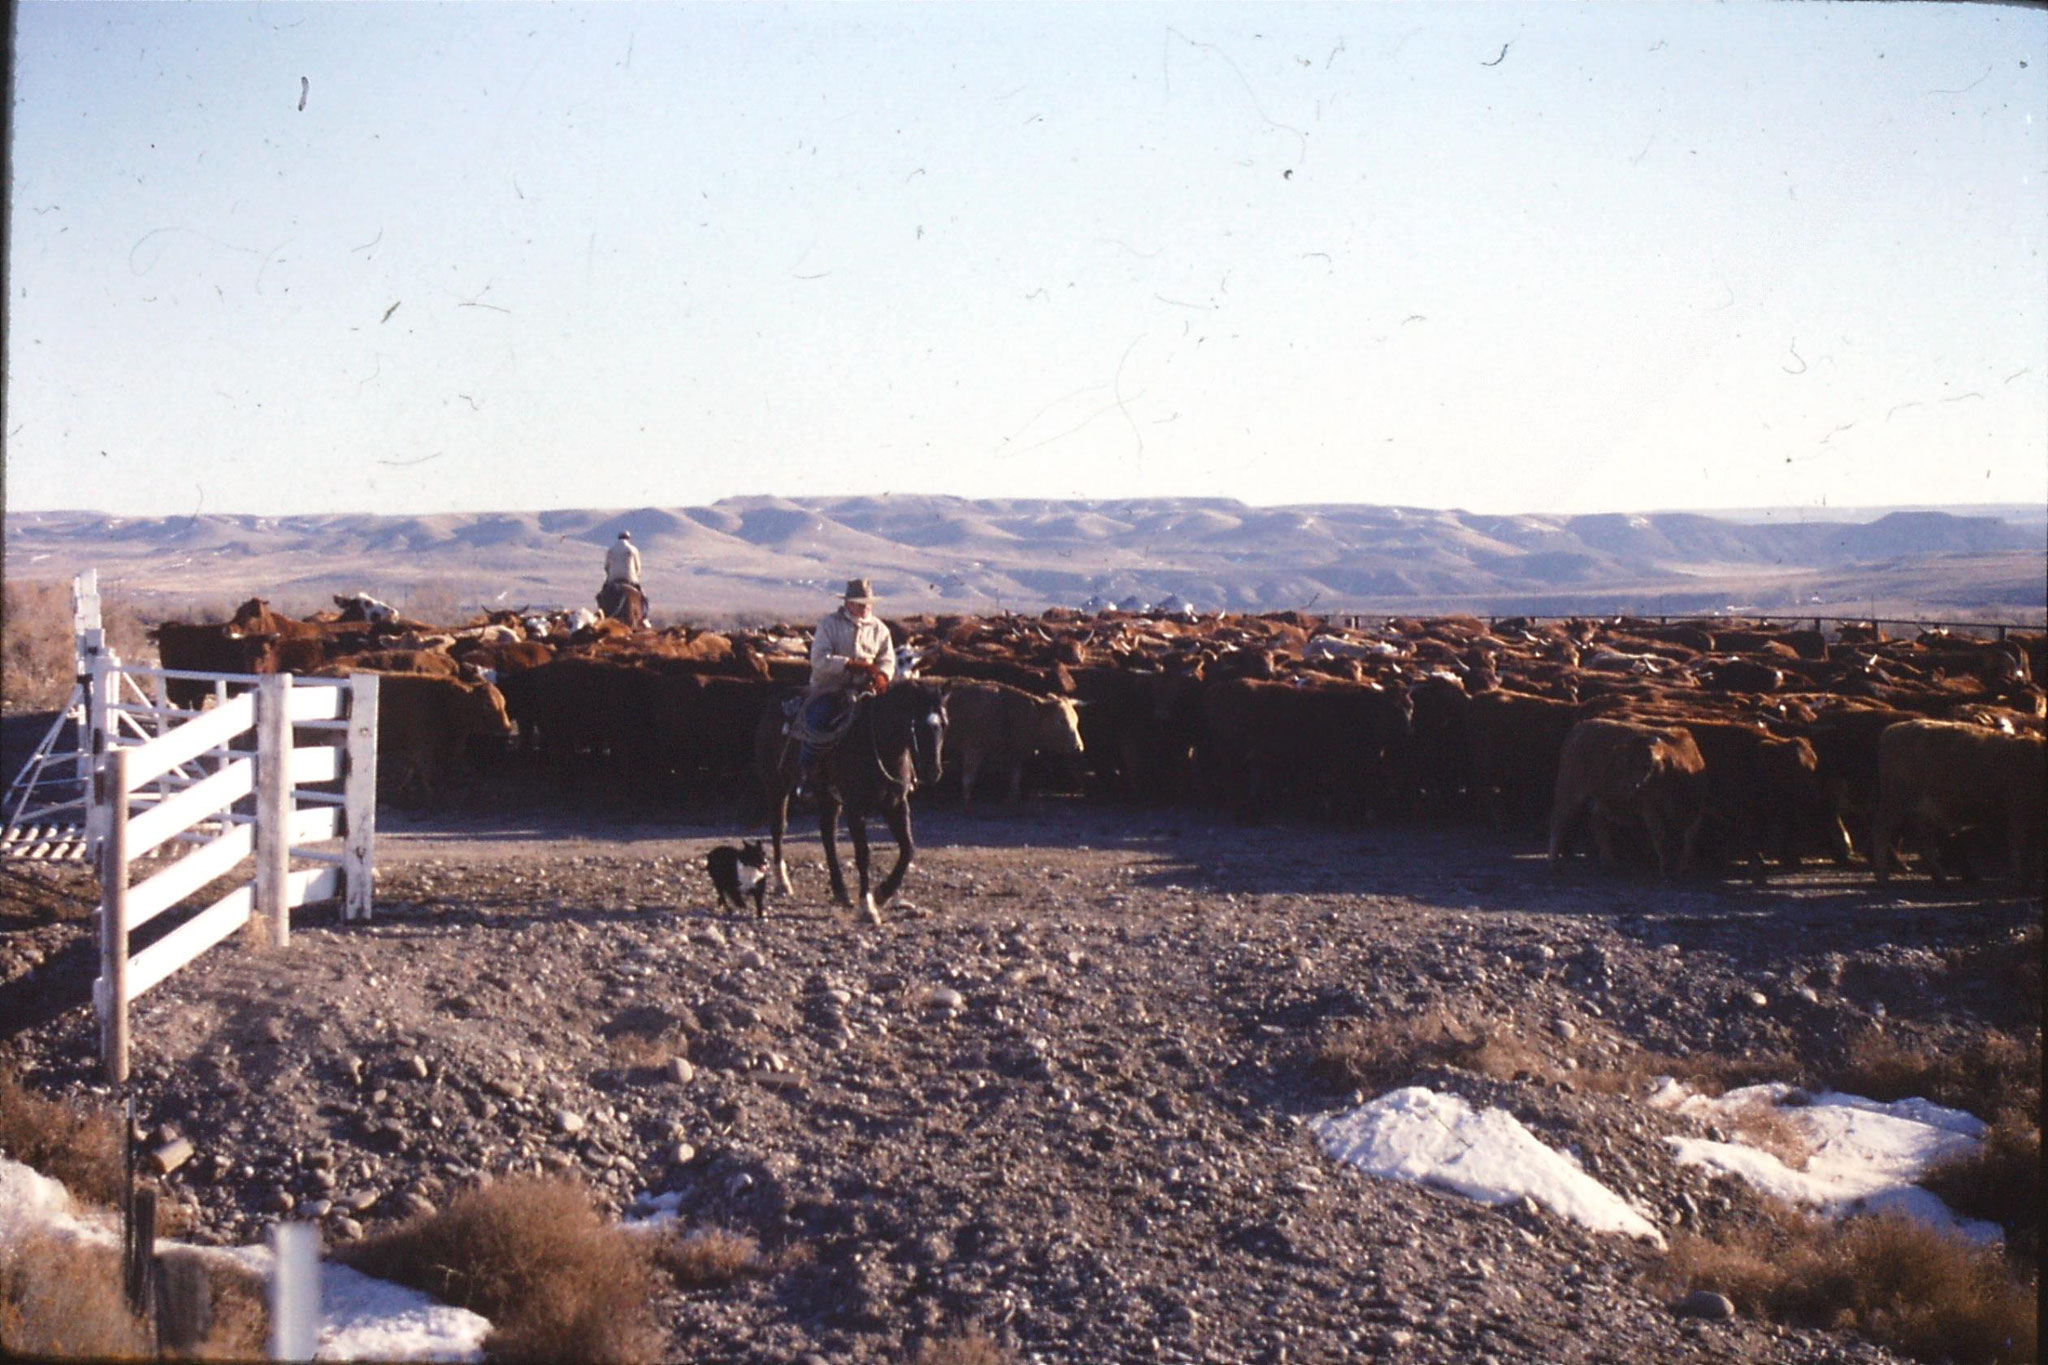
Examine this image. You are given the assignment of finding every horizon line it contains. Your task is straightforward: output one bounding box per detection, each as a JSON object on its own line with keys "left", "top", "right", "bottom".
{"left": 7, "top": 496, "right": 2044, "bottom": 525}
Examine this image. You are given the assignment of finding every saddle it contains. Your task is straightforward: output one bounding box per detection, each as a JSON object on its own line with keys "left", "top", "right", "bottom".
{"left": 783, "top": 691, "right": 862, "bottom": 753}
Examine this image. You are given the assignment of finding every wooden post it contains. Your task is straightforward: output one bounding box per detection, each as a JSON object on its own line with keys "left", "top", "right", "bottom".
{"left": 343, "top": 675, "right": 379, "bottom": 923}
{"left": 255, "top": 675, "right": 292, "bottom": 948}
{"left": 159, "top": 1253, "right": 213, "bottom": 1352}
{"left": 127, "top": 1185, "right": 159, "bottom": 1347}
{"left": 99, "top": 749, "right": 131, "bottom": 1084}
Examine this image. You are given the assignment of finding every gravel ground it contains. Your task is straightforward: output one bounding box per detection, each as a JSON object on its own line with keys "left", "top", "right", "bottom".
{"left": 1, "top": 791, "right": 2037, "bottom": 1364}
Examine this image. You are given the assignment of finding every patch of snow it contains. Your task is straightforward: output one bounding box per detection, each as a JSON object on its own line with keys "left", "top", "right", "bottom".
{"left": 1651, "top": 1082, "right": 1999, "bottom": 1243}
{"left": 0, "top": 1158, "right": 113, "bottom": 1247}
{"left": 317, "top": 1263, "right": 491, "bottom": 1361}
{"left": 622, "top": 1190, "right": 684, "bottom": 1232}
{"left": 1311, "top": 1087, "right": 1666, "bottom": 1246}
{"left": 0, "top": 1158, "right": 489, "bottom": 1361}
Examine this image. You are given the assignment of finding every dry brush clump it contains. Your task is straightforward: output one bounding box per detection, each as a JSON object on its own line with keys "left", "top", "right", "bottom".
{"left": 1663, "top": 1207, "right": 2037, "bottom": 1365}
{"left": 339, "top": 1175, "right": 666, "bottom": 1364}
{"left": 1307, "top": 1011, "right": 1804, "bottom": 1103}
{"left": 1834, "top": 1023, "right": 2041, "bottom": 1263}
{"left": 1837, "top": 1025, "right": 2040, "bottom": 1129}
{"left": 655, "top": 1225, "right": 812, "bottom": 1288}
{"left": 1922, "top": 1106, "right": 2042, "bottom": 1269}
{"left": 0, "top": 1232, "right": 269, "bottom": 1362}
{"left": 0, "top": 1229, "right": 149, "bottom": 1360}
{"left": 1308, "top": 1011, "right": 1558, "bottom": 1093}
{"left": 0, "top": 1071, "right": 124, "bottom": 1207}
{"left": 1, "top": 579, "right": 151, "bottom": 710}
{"left": 907, "top": 1326, "right": 1015, "bottom": 1365}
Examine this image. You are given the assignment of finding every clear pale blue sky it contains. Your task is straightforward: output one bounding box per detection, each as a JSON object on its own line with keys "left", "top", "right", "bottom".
{"left": 7, "top": 2, "right": 2045, "bottom": 518}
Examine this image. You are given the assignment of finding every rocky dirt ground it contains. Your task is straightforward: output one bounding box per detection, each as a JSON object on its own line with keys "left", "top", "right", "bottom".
{"left": 1, "top": 783, "right": 2038, "bottom": 1364}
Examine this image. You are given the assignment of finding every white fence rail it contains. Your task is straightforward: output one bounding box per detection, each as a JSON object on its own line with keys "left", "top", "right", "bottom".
{"left": 95, "top": 672, "right": 379, "bottom": 1084}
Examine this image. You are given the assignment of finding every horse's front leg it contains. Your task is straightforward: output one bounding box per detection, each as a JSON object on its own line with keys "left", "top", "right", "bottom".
{"left": 874, "top": 797, "right": 915, "bottom": 908}
{"left": 846, "top": 810, "right": 880, "bottom": 924}
{"left": 817, "top": 790, "right": 851, "bottom": 906}
{"left": 769, "top": 786, "right": 794, "bottom": 896}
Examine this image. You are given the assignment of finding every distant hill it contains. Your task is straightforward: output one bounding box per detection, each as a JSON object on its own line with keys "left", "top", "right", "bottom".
{"left": 5, "top": 498, "right": 2043, "bottom": 625}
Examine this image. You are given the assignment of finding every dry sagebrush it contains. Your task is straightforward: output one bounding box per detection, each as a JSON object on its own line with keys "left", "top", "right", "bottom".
{"left": 0, "top": 1230, "right": 150, "bottom": 1360}
{"left": 0, "top": 1071, "right": 124, "bottom": 1207}
{"left": 1, "top": 579, "right": 154, "bottom": 710}
{"left": 1664, "top": 1208, "right": 2037, "bottom": 1365}
{"left": 339, "top": 1176, "right": 665, "bottom": 1364}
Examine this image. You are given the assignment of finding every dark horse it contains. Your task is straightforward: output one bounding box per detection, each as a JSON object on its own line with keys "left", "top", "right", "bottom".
{"left": 596, "top": 580, "right": 647, "bottom": 628}
{"left": 753, "top": 680, "right": 947, "bottom": 923}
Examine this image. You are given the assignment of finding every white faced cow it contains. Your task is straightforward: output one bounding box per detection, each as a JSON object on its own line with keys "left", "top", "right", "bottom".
{"left": 940, "top": 680, "right": 1085, "bottom": 810}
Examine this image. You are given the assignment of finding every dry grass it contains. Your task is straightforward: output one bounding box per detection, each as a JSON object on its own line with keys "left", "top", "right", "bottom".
{"left": 1309, "top": 1012, "right": 1558, "bottom": 1092}
{"left": 655, "top": 1226, "right": 811, "bottom": 1288}
{"left": 338, "top": 1176, "right": 665, "bottom": 1364}
{"left": 1922, "top": 1107, "right": 2042, "bottom": 1267}
{"left": 0, "top": 1229, "right": 149, "bottom": 1360}
{"left": 159, "top": 1248, "right": 271, "bottom": 1361}
{"left": 604, "top": 1032, "right": 685, "bottom": 1070}
{"left": 0, "top": 1071, "right": 124, "bottom": 1206}
{"left": 0, "top": 1229, "right": 270, "bottom": 1362}
{"left": 1837, "top": 1027, "right": 2040, "bottom": 1128}
{"left": 1664, "top": 1208, "right": 2038, "bottom": 1364}
{"left": 1, "top": 578, "right": 157, "bottom": 710}
{"left": 1720, "top": 1098, "right": 1814, "bottom": 1170}
{"left": 1309, "top": 1012, "right": 1810, "bottom": 1107}
{"left": 909, "top": 1327, "right": 1014, "bottom": 1365}
{"left": 401, "top": 576, "right": 468, "bottom": 625}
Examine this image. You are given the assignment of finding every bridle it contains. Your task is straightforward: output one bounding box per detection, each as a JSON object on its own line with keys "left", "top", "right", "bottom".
{"left": 867, "top": 686, "right": 942, "bottom": 798}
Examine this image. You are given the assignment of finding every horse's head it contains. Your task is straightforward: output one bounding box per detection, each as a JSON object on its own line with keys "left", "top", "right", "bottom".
{"left": 908, "top": 681, "right": 947, "bottom": 787}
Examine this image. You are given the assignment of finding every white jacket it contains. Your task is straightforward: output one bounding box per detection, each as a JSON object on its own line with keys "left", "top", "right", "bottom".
{"left": 809, "top": 607, "right": 896, "bottom": 695}
{"left": 604, "top": 539, "right": 641, "bottom": 585}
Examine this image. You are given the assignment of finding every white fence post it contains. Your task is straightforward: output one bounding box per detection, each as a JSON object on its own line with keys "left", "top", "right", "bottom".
{"left": 255, "top": 675, "right": 292, "bottom": 949}
{"left": 83, "top": 653, "right": 115, "bottom": 854}
{"left": 268, "top": 1222, "right": 321, "bottom": 1361}
{"left": 98, "top": 749, "right": 131, "bottom": 1085}
{"left": 343, "top": 675, "right": 379, "bottom": 923}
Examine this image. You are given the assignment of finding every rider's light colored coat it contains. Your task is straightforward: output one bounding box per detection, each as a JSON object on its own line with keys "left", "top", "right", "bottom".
{"left": 809, "top": 606, "right": 897, "bottom": 696}
{"left": 604, "top": 539, "right": 642, "bottom": 585}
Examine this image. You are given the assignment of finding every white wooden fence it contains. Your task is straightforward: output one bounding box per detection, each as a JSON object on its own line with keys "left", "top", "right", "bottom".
{"left": 95, "top": 672, "right": 379, "bottom": 1084}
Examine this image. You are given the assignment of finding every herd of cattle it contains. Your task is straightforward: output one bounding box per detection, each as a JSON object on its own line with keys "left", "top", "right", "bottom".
{"left": 147, "top": 596, "right": 2047, "bottom": 888}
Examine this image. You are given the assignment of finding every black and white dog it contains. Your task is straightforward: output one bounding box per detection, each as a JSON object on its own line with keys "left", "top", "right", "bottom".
{"left": 705, "top": 840, "right": 769, "bottom": 917}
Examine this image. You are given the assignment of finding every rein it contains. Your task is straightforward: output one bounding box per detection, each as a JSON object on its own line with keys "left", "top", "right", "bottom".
{"left": 861, "top": 686, "right": 934, "bottom": 800}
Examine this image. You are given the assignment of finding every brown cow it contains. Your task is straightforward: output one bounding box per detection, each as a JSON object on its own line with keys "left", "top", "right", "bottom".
{"left": 1871, "top": 720, "right": 2045, "bottom": 887}
{"left": 1467, "top": 690, "right": 1579, "bottom": 831}
{"left": 941, "top": 680, "right": 1085, "bottom": 809}
{"left": 368, "top": 673, "right": 513, "bottom": 805}
{"left": 1199, "top": 677, "right": 1411, "bottom": 823}
{"left": 1671, "top": 718, "right": 1839, "bottom": 880}
{"left": 1803, "top": 703, "right": 1916, "bottom": 860}
{"left": 149, "top": 623, "right": 277, "bottom": 709}
{"left": 1548, "top": 719, "right": 1708, "bottom": 878}
{"left": 344, "top": 649, "right": 462, "bottom": 677}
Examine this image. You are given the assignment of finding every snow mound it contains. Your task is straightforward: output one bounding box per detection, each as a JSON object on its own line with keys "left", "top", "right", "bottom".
{"left": 1650, "top": 1081, "right": 2000, "bottom": 1243}
{"left": 1310, "top": 1086, "right": 1666, "bottom": 1246}
{"left": 0, "top": 1158, "right": 112, "bottom": 1247}
{"left": 316, "top": 1263, "right": 492, "bottom": 1362}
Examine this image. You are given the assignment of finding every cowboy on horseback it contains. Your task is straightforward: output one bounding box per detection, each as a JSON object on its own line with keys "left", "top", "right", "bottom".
{"left": 596, "top": 531, "right": 647, "bottom": 625}
{"left": 798, "top": 578, "right": 896, "bottom": 770}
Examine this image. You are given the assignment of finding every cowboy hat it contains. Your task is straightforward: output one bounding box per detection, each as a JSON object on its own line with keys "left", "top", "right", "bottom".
{"left": 842, "top": 578, "right": 875, "bottom": 602}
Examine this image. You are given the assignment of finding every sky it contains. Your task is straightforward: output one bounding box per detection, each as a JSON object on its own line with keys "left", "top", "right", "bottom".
{"left": 5, "top": 2, "right": 2046, "bottom": 519}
